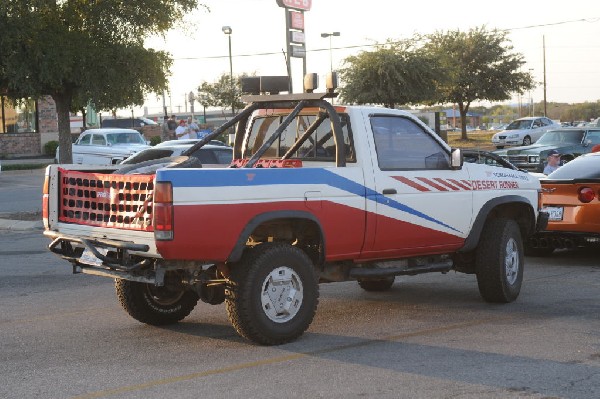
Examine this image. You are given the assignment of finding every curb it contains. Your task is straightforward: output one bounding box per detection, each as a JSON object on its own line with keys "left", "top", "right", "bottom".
{"left": 0, "top": 218, "right": 43, "bottom": 231}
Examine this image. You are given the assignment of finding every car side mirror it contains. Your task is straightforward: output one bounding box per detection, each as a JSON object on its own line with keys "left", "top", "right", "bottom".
{"left": 584, "top": 139, "right": 591, "bottom": 147}
{"left": 450, "top": 148, "right": 463, "bottom": 170}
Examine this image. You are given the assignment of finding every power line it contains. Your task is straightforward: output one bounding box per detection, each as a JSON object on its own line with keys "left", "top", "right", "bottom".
{"left": 172, "top": 16, "right": 600, "bottom": 62}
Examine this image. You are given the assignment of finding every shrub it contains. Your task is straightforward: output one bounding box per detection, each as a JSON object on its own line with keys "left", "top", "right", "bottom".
{"left": 150, "top": 136, "right": 162, "bottom": 146}
{"left": 43, "top": 140, "right": 59, "bottom": 156}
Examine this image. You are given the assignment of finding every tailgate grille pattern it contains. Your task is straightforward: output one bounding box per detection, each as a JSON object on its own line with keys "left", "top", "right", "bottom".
{"left": 58, "top": 168, "right": 154, "bottom": 231}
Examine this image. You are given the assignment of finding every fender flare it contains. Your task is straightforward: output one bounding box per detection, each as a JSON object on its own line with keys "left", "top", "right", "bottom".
{"left": 227, "top": 210, "right": 325, "bottom": 263}
{"left": 459, "top": 195, "right": 536, "bottom": 253}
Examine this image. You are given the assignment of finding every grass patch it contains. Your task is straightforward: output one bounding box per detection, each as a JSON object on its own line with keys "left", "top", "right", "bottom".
{"left": 1, "top": 162, "right": 52, "bottom": 171}
{"left": 447, "top": 131, "right": 496, "bottom": 151}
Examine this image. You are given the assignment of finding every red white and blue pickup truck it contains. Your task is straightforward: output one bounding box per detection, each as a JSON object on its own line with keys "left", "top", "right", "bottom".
{"left": 43, "top": 75, "right": 548, "bottom": 345}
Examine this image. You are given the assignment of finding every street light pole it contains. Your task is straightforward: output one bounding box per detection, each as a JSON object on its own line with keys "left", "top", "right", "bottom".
{"left": 321, "top": 32, "right": 340, "bottom": 74}
{"left": 188, "top": 91, "right": 195, "bottom": 118}
{"left": 222, "top": 26, "right": 234, "bottom": 115}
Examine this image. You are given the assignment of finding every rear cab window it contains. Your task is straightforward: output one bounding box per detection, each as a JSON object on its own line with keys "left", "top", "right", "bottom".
{"left": 243, "top": 111, "right": 355, "bottom": 164}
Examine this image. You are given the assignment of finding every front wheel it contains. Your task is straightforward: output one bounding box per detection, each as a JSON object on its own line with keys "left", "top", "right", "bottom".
{"left": 115, "top": 279, "right": 199, "bottom": 325}
{"left": 225, "top": 243, "right": 319, "bottom": 345}
{"left": 475, "top": 218, "right": 524, "bottom": 303}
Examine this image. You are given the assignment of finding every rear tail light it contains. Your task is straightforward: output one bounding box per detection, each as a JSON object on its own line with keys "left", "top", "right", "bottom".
{"left": 578, "top": 187, "right": 595, "bottom": 203}
{"left": 153, "top": 182, "right": 173, "bottom": 240}
{"left": 42, "top": 174, "right": 50, "bottom": 228}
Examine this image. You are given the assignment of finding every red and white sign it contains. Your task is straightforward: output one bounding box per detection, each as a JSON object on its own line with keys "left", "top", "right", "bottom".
{"left": 290, "top": 11, "right": 304, "bottom": 30}
{"left": 276, "top": 0, "right": 312, "bottom": 11}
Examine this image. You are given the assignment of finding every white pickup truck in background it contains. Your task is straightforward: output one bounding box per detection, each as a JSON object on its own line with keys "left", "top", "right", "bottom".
{"left": 43, "top": 74, "right": 548, "bottom": 345}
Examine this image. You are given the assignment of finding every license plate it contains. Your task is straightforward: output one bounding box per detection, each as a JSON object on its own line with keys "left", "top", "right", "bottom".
{"left": 543, "top": 206, "right": 563, "bottom": 221}
{"left": 79, "top": 247, "right": 108, "bottom": 267}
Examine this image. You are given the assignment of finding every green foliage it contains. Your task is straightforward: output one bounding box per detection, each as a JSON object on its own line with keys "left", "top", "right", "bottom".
{"left": 1, "top": 163, "right": 51, "bottom": 171}
{"left": 0, "top": 1, "right": 200, "bottom": 163}
{"left": 423, "top": 26, "right": 534, "bottom": 139}
{"left": 43, "top": 140, "right": 59, "bottom": 157}
{"left": 338, "top": 39, "right": 439, "bottom": 108}
{"left": 197, "top": 73, "right": 247, "bottom": 113}
{"left": 150, "top": 136, "right": 162, "bottom": 146}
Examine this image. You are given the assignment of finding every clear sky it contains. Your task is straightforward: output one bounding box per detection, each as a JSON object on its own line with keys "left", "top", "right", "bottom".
{"left": 135, "top": 0, "right": 600, "bottom": 117}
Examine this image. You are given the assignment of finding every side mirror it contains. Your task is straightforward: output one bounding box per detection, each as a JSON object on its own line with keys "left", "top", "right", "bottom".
{"left": 584, "top": 139, "right": 591, "bottom": 147}
{"left": 451, "top": 148, "right": 463, "bottom": 170}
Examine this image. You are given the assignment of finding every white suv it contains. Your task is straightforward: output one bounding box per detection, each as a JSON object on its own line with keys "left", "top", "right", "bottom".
{"left": 55, "top": 128, "right": 150, "bottom": 165}
{"left": 491, "top": 117, "right": 560, "bottom": 149}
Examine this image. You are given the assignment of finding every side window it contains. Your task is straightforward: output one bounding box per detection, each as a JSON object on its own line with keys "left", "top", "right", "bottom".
{"left": 92, "top": 134, "right": 106, "bottom": 145}
{"left": 585, "top": 131, "right": 600, "bottom": 144}
{"left": 532, "top": 119, "right": 541, "bottom": 128}
{"left": 371, "top": 115, "right": 449, "bottom": 170}
{"left": 77, "top": 134, "right": 92, "bottom": 145}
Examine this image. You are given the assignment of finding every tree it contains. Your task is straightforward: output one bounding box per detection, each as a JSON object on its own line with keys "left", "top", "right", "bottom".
{"left": 0, "top": 1, "right": 198, "bottom": 162}
{"left": 423, "top": 26, "right": 534, "bottom": 139}
{"left": 197, "top": 73, "right": 247, "bottom": 114}
{"left": 338, "top": 39, "right": 439, "bottom": 109}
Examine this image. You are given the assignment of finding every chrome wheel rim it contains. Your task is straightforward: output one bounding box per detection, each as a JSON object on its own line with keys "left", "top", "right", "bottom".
{"left": 261, "top": 266, "right": 303, "bottom": 323}
{"left": 505, "top": 238, "right": 520, "bottom": 285}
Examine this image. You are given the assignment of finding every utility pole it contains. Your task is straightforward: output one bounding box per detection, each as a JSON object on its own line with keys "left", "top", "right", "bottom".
{"left": 543, "top": 35, "right": 547, "bottom": 117}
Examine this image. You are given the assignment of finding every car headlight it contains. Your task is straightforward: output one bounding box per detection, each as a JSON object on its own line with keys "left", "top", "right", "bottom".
{"left": 528, "top": 155, "right": 539, "bottom": 163}
{"left": 508, "top": 133, "right": 519, "bottom": 139}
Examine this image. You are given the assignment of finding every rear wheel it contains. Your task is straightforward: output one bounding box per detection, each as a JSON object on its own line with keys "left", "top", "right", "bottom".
{"left": 357, "top": 276, "right": 395, "bottom": 292}
{"left": 522, "top": 135, "right": 532, "bottom": 146}
{"left": 115, "top": 279, "right": 199, "bottom": 325}
{"left": 225, "top": 243, "right": 319, "bottom": 345}
{"left": 475, "top": 218, "right": 524, "bottom": 303}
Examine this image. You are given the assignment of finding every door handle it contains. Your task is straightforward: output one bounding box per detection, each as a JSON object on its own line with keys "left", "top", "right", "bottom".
{"left": 382, "top": 188, "right": 397, "bottom": 195}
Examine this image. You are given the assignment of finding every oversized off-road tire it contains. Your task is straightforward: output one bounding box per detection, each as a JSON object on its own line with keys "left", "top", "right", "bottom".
{"left": 225, "top": 243, "right": 319, "bottom": 345}
{"left": 115, "top": 279, "right": 199, "bottom": 325}
{"left": 114, "top": 155, "right": 202, "bottom": 175}
{"left": 522, "top": 135, "right": 532, "bottom": 146}
{"left": 475, "top": 218, "right": 524, "bottom": 303}
{"left": 357, "top": 276, "right": 395, "bottom": 292}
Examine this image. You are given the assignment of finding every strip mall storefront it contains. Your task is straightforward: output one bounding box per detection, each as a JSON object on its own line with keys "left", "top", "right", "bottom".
{"left": 0, "top": 96, "right": 59, "bottom": 158}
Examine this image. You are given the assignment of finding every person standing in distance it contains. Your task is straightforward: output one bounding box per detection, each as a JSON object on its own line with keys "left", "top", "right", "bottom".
{"left": 543, "top": 150, "right": 561, "bottom": 175}
{"left": 187, "top": 117, "right": 200, "bottom": 139}
{"left": 160, "top": 115, "right": 171, "bottom": 142}
{"left": 167, "top": 114, "right": 178, "bottom": 140}
{"left": 176, "top": 119, "right": 191, "bottom": 140}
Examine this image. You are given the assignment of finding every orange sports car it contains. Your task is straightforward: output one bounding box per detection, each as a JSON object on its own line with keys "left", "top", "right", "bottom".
{"left": 527, "top": 151, "right": 600, "bottom": 255}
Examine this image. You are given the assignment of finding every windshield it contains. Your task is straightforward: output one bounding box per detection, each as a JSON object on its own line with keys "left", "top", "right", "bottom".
{"left": 506, "top": 119, "right": 533, "bottom": 130}
{"left": 107, "top": 132, "right": 146, "bottom": 145}
{"left": 536, "top": 130, "right": 584, "bottom": 145}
